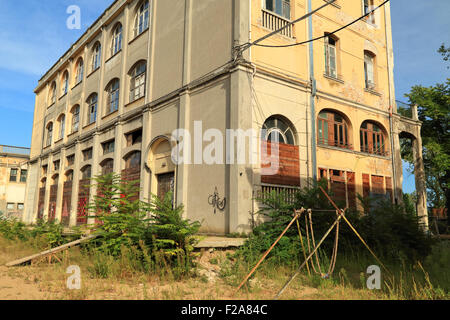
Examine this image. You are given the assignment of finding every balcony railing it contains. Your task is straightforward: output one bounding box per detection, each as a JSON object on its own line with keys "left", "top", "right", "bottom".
{"left": 259, "top": 184, "right": 299, "bottom": 205}
{"left": 0, "top": 145, "right": 30, "bottom": 156}
{"left": 262, "top": 9, "right": 293, "bottom": 38}
{"left": 318, "top": 139, "right": 353, "bottom": 150}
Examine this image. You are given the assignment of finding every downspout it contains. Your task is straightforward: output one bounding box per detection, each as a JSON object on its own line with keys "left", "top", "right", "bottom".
{"left": 308, "top": 0, "right": 317, "bottom": 181}
{"left": 384, "top": 4, "right": 398, "bottom": 204}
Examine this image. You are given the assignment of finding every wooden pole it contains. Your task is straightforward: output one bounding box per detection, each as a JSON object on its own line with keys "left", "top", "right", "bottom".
{"left": 235, "top": 208, "right": 305, "bottom": 294}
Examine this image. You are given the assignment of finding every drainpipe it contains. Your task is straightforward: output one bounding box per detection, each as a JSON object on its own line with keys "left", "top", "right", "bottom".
{"left": 384, "top": 4, "right": 398, "bottom": 204}
{"left": 308, "top": 0, "right": 317, "bottom": 181}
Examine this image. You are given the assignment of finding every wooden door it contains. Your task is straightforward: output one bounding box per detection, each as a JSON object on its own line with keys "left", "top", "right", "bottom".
{"left": 157, "top": 172, "right": 174, "bottom": 201}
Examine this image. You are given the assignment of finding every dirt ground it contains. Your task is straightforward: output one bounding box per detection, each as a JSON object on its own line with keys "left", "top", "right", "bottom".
{"left": 0, "top": 244, "right": 380, "bottom": 300}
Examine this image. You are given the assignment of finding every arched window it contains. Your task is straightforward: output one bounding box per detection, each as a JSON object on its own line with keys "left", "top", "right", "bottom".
{"left": 318, "top": 110, "right": 351, "bottom": 149}
{"left": 58, "top": 114, "right": 66, "bottom": 140}
{"left": 81, "top": 165, "right": 92, "bottom": 180}
{"left": 360, "top": 121, "right": 388, "bottom": 156}
{"left": 129, "top": 61, "right": 146, "bottom": 102}
{"left": 101, "top": 159, "right": 114, "bottom": 175}
{"left": 75, "top": 58, "right": 84, "bottom": 84}
{"left": 111, "top": 23, "right": 123, "bottom": 56}
{"left": 65, "top": 170, "right": 74, "bottom": 182}
{"left": 364, "top": 51, "right": 376, "bottom": 90}
{"left": 106, "top": 79, "right": 120, "bottom": 114}
{"left": 61, "top": 71, "right": 69, "bottom": 96}
{"left": 71, "top": 105, "right": 80, "bottom": 133}
{"left": 135, "top": 1, "right": 150, "bottom": 37}
{"left": 261, "top": 116, "right": 295, "bottom": 145}
{"left": 87, "top": 94, "right": 98, "bottom": 124}
{"left": 125, "top": 151, "right": 142, "bottom": 169}
{"left": 91, "top": 42, "right": 102, "bottom": 71}
{"left": 49, "top": 81, "right": 57, "bottom": 105}
{"left": 46, "top": 122, "right": 53, "bottom": 147}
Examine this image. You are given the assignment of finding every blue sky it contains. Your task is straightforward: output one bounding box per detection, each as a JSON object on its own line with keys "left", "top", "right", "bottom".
{"left": 0, "top": 0, "right": 449, "bottom": 193}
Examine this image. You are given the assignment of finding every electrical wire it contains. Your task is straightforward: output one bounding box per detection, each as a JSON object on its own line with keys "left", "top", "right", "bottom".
{"left": 253, "top": 0, "right": 390, "bottom": 49}
{"left": 237, "top": 0, "right": 338, "bottom": 53}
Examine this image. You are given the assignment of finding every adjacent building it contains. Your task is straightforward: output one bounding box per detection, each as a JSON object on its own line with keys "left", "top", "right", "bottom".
{"left": 23, "top": 0, "right": 428, "bottom": 234}
{"left": 0, "top": 145, "right": 30, "bottom": 220}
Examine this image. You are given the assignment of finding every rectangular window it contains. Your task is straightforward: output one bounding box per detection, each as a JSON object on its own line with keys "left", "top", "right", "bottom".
{"left": 325, "top": 36, "right": 337, "bottom": 78}
{"left": 7, "top": 203, "right": 15, "bottom": 210}
{"left": 83, "top": 148, "right": 93, "bottom": 161}
{"left": 54, "top": 160, "right": 60, "bottom": 171}
{"left": 265, "top": 0, "right": 290, "bottom": 20}
{"left": 363, "top": 0, "right": 375, "bottom": 24}
{"left": 364, "top": 53, "right": 375, "bottom": 89}
{"left": 18, "top": 203, "right": 24, "bottom": 211}
{"left": 9, "top": 168, "right": 18, "bottom": 182}
{"left": 102, "top": 140, "right": 115, "bottom": 155}
{"left": 42, "top": 165, "right": 48, "bottom": 175}
{"left": 20, "top": 169, "right": 27, "bottom": 183}
{"left": 67, "top": 154, "right": 75, "bottom": 166}
{"left": 126, "top": 129, "right": 143, "bottom": 147}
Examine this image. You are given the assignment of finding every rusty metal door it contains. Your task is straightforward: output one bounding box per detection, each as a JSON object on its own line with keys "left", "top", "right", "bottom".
{"left": 77, "top": 179, "right": 90, "bottom": 225}
{"left": 62, "top": 181, "right": 72, "bottom": 226}
{"left": 48, "top": 185, "right": 58, "bottom": 222}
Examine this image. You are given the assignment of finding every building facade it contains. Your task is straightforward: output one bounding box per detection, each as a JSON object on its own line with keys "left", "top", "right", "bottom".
{"left": 24, "top": 0, "right": 428, "bottom": 234}
{"left": 1, "top": 145, "right": 30, "bottom": 220}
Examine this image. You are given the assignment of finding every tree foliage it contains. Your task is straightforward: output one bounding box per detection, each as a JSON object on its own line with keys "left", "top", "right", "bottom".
{"left": 403, "top": 45, "right": 450, "bottom": 219}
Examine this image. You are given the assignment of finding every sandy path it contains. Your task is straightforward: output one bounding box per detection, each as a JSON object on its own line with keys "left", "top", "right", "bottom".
{"left": 0, "top": 266, "right": 45, "bottom": 300}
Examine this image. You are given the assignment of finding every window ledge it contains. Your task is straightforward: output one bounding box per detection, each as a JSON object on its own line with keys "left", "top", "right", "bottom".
{"left": 82, "top": 122, "right": 96, "bottom": 130}
{"left": 129, "top": 28, "right": 149, "bottom": 45}
{"left": 324, "top": 0, "right": 341, "bottom": 9}
{"left": 102, "top": 110, "right": 118, "bottom": 120}
{"left": 323, "top": 73, "right": 344, "bottom": 84}
{"left": 106, "top": 50, "right": 122, "bottom": 64}
{"left": 87, "top": 67, "right": 100, "bottom": 79}
{"left": 125, "top": 96, "right": 145, "bottom": 107}
{"left": 364, "top": 88, "right": 382, "bottom": 96}
{"left": 72, "top": 81, "right": 82, "bottom": 90}
{"left": 318, "top": 144, "right": 390, "bottom": 159}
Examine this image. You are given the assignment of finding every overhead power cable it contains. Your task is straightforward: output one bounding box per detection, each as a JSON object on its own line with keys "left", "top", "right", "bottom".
{"left": 252, "top": 0, "right": 390, "bottom": 49}
{"left": 237, "top": 0, "right": 338, "bottom": 53}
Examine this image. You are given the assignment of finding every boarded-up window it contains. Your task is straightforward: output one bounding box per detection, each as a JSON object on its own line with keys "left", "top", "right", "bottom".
{"left": 371, "top": 175, "right": 384, "bottom": 195}
{"left": 122, "top": 151, "right": 141, "bottom": 201}
{"left": 261, "top": 141, "right": 300, "bottom": 187}
{"left": 385, "top": 177, "right": 393, "bottom": 202}
{"left": 347, "top": 172, "right": 356, "bottom": 208}
{"left": 77, "top": 179, "right": 90, "bottom": 225}
{"left": 362, "top": 174, "right": 370, "bottom": 198}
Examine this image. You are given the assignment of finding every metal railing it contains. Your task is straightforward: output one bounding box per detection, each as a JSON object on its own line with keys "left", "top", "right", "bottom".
{"left": 396, "top": 100, "right": 413, "bottom": 119}
{"left": 0, "top": 145, "right": 30, "bottom": 156}
{"left": 259, "top": 184, "right": 299, "bottom": 205}
{"left": 262, "top": 9, "right": 293, "bottom": 38}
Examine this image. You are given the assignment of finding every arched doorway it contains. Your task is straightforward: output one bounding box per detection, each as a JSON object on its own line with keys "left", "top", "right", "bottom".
{"left": 148, "top": 138, "right": 175, "bottom": 201}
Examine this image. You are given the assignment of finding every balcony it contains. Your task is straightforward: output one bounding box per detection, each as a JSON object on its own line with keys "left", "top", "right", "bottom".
{"left": 262, "top": 9, "right": 293, "bottom": 38}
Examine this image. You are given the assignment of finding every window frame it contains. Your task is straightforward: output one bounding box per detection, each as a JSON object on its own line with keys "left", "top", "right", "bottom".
{"left": 317, "top": 110, "right": 351, "bottom": 149}
{"left": 87, "top": 94, "right": 98, "bottom": 125}
{"left": 46, "top": 122, "right": 53, "bottom": 147}
{"left": 364, "top": 51, "right": 376, "bottom": 90}
{"left": 106, "top": 79, "right": 120, "bottom": 114}
{"left": 129, "top": 61, "right": 147, "bottom": 102}
{"left": 111, "top": 23, "right": 123, "bottom": 56}
{"left": 61, "top": 71, "right": 69, "bottom": 96}
{"left": 360, "top": 121, "right": 388, "bottom": 156}
{"left": 9, "top": 168, "right": 18, "bottom": 182}
{"left": 324, "top": 34, "right": 338, "bottom": 79}
{"left": 92, "top": 42, "right": 102, "bottom": 71}
{"left": 20, "top": 169, "right": 27, "bottom": 183}
{"left": 71, "top": 105, "right": 80, "bottom": 133}
{"left": 264, "top": 0, "right": 291, "bottom": 20}
{"left": 75, "top": 58, "right": 84, "bottom": 85}
{"left": 135, "top": 1, "right": 150, "bottom": 37}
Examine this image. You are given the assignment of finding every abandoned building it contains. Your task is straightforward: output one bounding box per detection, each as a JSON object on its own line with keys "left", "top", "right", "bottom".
{"left": 1, "top": 145, "right": 30, "bottom": 220}
{"left": 23, "top": 0, "right": 428, "bottom": 234}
